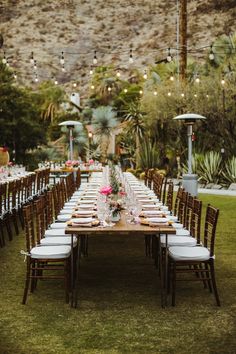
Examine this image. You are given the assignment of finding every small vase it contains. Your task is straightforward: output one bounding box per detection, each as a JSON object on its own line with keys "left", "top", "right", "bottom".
{"left": 111, "top": 212, "right": 121, "bottom": 222}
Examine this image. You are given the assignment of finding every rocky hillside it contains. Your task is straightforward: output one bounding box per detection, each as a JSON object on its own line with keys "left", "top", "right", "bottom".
{"left": 0, "top": 0, "right": 235, "bottom": 94}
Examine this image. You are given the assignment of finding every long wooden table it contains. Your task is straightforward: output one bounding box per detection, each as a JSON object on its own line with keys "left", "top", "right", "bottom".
{"left": 65, "top": 212, "right": 176, "bottom": 308}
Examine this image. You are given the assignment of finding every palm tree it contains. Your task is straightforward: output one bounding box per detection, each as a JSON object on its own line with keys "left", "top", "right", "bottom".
{"left": 92, "top": 106, "right": 118, "bottom": 163}
{"left": 124, "top": 102, "right": 146, "bottom": 166}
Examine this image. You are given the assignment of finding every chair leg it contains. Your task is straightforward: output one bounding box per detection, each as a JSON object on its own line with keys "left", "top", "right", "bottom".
{"left": 205, "top": 263, "right": 212, "bottom": 292}
{"left": 64, "top": 260, "right": 70, "bottom": 304}
{"left": 171, "top": 262, "right": 176, "bottom": 306}
{"left": 22, "top": 259, "right": 31, "bottom": 304}
{"left": 5, "top": 214, "right": 13, "bottom": 241}
{"left": 209, "top": 262, "right": 221, "bottom": 306}
{"left": 12, "top": 209, "right": 19, "bottom": 235}
{"left": 0, "top": 221, "right": 5, "bottom": 247}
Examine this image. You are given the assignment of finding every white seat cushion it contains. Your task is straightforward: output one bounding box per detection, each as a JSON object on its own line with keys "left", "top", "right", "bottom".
{"left": 49, "top": 222, "right": 67, "bottom": 229}
{"left": 45, "top": 229, "right": 66, "bottom": 237}
{"left": 40, "top": 236, "right": 77, "bottom": 246}
{"left": 63, "top": 203, "right": 77, "bottom": 207}
{"left": 30, "top": 245, "right": 71, "bottom": 259}
{"left": 161, "top": 229, "right": 190, "bottom": 237}
{"left": 57, "top": 215, "right": 71, "bottom": 221}
{"left": 161, "top": 235, "right": 197, "bottom": 247}
{"left": 169, "top": 246, "right": 210, "bottom": 261}
{"left": 59, "top": 209, "right": 74, "bottom": 215}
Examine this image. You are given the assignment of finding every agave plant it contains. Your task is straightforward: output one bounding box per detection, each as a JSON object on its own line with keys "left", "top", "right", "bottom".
{"left": 198, "top": 151, "right": 222, "bottom": 184}
{"left": 221, "top": 156, "right": 236, "bottom": 185}
{"left": 139, "top": 139, "right": 160, "bottom": 170}
{"left": 182, "top": 153, "right": 204, "bottom": 176}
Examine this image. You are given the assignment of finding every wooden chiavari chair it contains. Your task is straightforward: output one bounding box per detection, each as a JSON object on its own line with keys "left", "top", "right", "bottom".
{"left": 168, "top": 204, "right": 220, "bottom": 306}
{"left": 166, "top": 181, "right": 174, "bottom": 212}
{"left": 22, "top": 204, "right": 71, "bottom": 304}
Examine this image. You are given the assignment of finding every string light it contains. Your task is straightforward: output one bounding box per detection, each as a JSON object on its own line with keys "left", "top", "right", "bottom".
{"left": 221, "top": 74, "right": 225, "bottom": 85}
{"left": 181, "top": 93, "right": 185, "bottom": 97}
{"left": 61, "top": 64, "right": 66, "bottom": 72}
{"left": 124, "top": 88, "right": 128, "bottom": 93}
{"left": 2, "top": 51, "right": 7, "bottom": 64}
{"left": 116, "top": 70, "right": 121, "bottom": 78}
{"left": 13, "top": 73, "right": 17, "bottom": 79}
{"left": 34, "top": 73, "right": 38, "bottom": 82}
{"left": 89, "top": 68, "right": 93, "bottom": 75}
{"left": 195, "top": 73, "right": 200, "bottom": 83}
{"left": 91, "top": 85, "right": 95, "bottom": 90}
{"left": 33, "top": 60, "right": 37, "bottom": 70}
{"left": 139, "top": 90, "right": 143, "bottom": 95}
{"left": 167, "top": 47, "right": 172, "bottom": 62}
{"left": 6, "top": 59, "right": 9, "bottom": 67}
{"left": 93, "top": 50, "right": 97, "bottom": 65}
{"left": 170, "top": 74, "right": 174, "bottom": 81}
{"left": 54, "top": 78, "right": 58, "bottom": 85}
{"left": 129, "top": 49, "right": 133, "bottom": 63}
{"left": 73, "top": 82, "right": 77, "bottom": 87}
{"left": 108, "top": 86, "right": 112, "bottom": 92}
{"left": 153, "top": 90, "right": 157, "bottom": 96}
{"left": 194, "top": 94, "right": 197, "bottom": 98}
{"left": 167, "top": 92, "right": 171, "bottom": 96}
{"left": 60, "top": 51, "right": 65, "bottom": 65}
{"left": 143, "top": 70, "right": 147, "bottom": 80}
{"left": 209, "top": 45, "right": 214, "bottom": 60}
{"left": 30, "top": 51, "right": 34, "bottom": 64}
{"left": 206, "top": 94, "right": 209, "bottom": 98}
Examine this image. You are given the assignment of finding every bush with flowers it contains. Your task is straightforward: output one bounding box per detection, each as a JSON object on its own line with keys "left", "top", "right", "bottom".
{"left": 65, "top": 160, "right": 80, "bottom": 168}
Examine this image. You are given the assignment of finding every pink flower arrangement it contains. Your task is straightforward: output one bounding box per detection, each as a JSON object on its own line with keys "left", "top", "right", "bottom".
{"left": 100, "top": 186, "right": 113, "bottom": 196}
{"left": 89, "top": 159, "right": 94, "bottom": 165}
{"left": 8, "top": 161, "right": 14, "bottom": 166}
{"left": 65, "top": 160, "right": 80, "bottom": 167}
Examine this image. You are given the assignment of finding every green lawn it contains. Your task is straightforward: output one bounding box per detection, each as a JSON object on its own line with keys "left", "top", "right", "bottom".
{"left": 0, "top": 194, "right": 236, "bottom": 354}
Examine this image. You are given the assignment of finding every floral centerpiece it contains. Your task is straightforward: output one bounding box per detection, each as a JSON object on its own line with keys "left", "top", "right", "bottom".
{"left": 65, "top": 160, "right": 80, "bottom": 168}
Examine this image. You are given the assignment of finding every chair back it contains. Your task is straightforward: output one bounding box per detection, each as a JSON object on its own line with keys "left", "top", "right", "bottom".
{"left": 23, "top": 204, "right": 36, "bottom": 251}
{"left": 185, "top": 195, "right": 195, "bottom": 230}
{"left": 174, "top": 186, "right": 184, "bottom": 216}
{"left": 190, "top": 198, "right": 202, "bottom": 243}
{"left": 34, "top": 196, "right": 46, "bottom": 244}
{"left": 204, "top": 204, "right": 219, "bottom": 257}
{"left": 166, "top": 180, "right": 174, "bottom": 212}
{"left": 177, "top": 190, "right": 188, "bottom": 224}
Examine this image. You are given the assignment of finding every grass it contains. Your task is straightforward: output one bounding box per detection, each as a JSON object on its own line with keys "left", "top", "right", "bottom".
{"left": 0, "top": 194, "right": 236, "bottom": 354}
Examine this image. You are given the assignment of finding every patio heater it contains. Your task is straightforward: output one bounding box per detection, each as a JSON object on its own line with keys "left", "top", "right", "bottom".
{"left": 173, "top": 113, "right": 206, "bottom": 196}
{"left": 59, "top": 120, "right": 82, "bottom": 161}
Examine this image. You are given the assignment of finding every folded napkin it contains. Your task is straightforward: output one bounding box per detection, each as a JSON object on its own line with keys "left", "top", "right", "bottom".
{"left": 166, "top": 215, "right": 178, "bottom": 222}
{"left": 142, "top": 204, "right": 160, "bottom": 210}
{"left": 175, "top": 229, "right": 190, "bottom": 236}
{"left": 71, "top": 217, "right": 93, "bottom": 224}
{"left": 78, "top": 199, "right": 97, "bottom": 204}
{"left": 142, "top": 210, "right": 164, "bottom": 216}
{"left": 146, "top": 217, "right": 169, "bottom": 223}
{"left": 172, "top": 222, "right": 183, "bottom": 229}
{"left": 77, "top": 204, "right": 95, "bottom": 209}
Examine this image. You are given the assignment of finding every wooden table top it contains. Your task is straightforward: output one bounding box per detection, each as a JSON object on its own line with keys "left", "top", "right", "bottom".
{"left": 65, "top": 212, "right": 176, "bottom": 236}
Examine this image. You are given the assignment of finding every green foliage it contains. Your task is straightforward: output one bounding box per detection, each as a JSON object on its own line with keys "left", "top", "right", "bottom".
{"left": 222, "top": 156, "right": 236, "bottom": 184}
{"left": 0, "top": 63, "right": 46, "bottom": 164}
{"left": 198, "top": 151, "right": 222, "bottom": 184}
{"left": 182, "top": 153, "right": 204, "bottom": 175}
{"left": 139, "top": 139, "right": 160, "bottom": 170}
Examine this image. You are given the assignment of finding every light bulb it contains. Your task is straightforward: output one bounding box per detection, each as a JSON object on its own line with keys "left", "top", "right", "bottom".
{"left": 54, "top": 80, "right": 58, "bottom": 85}
{"left": 154, "top": 91, "right": 157, "bottom": 96}
{"left": 206, "top": 94, "right": 209, "bottom": 98}
{"left": 89, "top": 69, "right": 93, "bottom": 75}
{"left": 221, "top": 79, "right": 225, "bottom": 85}
{"left": 167, "top": 92, "right": 171, "bottom": 96}
{"left": 6, "top": 60, "right": 9, "bottom": 67}
{"left": 209, "top": 52, "right": 214, "bottom": 60}
{"left": 129, "top": 49, "right": 133, "bottom": 63}
{"left": 34, "top": 60, "right": 37, "bottom": 70}
{"left": 60, "top": 51, "right": 65, "bottom": 65}
{"left": 124, "top": 88, "right": 128, "bottom": 93}
{"left": 116, "top": 70, "right": 120, "bottom": 77}
{"left": 93, "top": 50, "right": 97, "bottom": 64}
{"left": 61, "top": 64, "right": 65, "bottom": 72}
{"left": 108, "top": 87, "right": 112, "bottom": 92}
{"left": 30, "top": 52, "right": 34, "bottom": 64}
{"left": 167, "top": 47, "right": 172, "bottom": 62}
{"left": 2, "top": 51, "right": 7, "bottom": 64}
{"left": 13, "top": 73, "right": 17, "bottom": 79}
{"left": 139, "top": 90, "right": 143, "bottom": 95}
{"left": 195, "top": 77, "right": 200, "bottom": 83}
{"left": 143, "top": 70, "right": 147, "bottom": 80}
{"left": 181, "top": 93, "right": 185, "bottom": 97}
{"left": 194, "top": 94, "right": 197, "bottom": 98}
{"left": 170, "top": 75, "right": 174, "bottom": 81}
{"left": 91, "top": 85, "right": 95, "bottom": 90}
{"left": 73, "top": 83, "right": 77, "bottom": 87}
